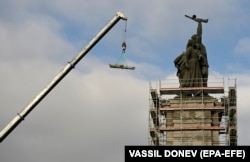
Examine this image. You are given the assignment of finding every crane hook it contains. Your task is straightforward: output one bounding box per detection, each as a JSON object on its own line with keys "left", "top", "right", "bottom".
{"left": 122, "top": 41, "right": 126, "bottom": 53}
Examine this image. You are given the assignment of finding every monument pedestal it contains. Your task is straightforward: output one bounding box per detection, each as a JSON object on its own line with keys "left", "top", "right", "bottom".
{"left": 160, "top": 95, "right": 224, "bottom": 145}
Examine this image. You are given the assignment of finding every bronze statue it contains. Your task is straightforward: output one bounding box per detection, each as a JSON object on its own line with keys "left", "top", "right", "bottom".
{"left": 174, "top": 15, "right": 209, "bottom": 90}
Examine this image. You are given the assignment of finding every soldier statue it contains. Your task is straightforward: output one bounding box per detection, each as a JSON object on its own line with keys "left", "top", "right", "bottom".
{"left": 174, "top": 15, "right": 209, "bottom": 90}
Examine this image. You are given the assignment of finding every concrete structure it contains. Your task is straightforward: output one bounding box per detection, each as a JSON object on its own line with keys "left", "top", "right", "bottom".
{"left": 148, "top": 78, "right": 237, "bottom": 146}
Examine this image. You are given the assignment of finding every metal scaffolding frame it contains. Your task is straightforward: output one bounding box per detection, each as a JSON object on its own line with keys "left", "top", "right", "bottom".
{"left": 148, "top": 77, "right": 237, "bottom": 146}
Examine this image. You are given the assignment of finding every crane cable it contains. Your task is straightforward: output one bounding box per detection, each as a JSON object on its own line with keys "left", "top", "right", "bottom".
{"left": 115, "top": 20, "right": 128, "bottom": 66}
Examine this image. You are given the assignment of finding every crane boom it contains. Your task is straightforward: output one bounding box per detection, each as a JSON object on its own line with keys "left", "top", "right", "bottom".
{"left": 0, "top": 11, "right": 127, "bottom": 143}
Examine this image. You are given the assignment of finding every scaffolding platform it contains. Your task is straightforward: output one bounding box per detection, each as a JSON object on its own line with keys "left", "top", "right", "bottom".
{"left": 159, "top": 126, "right": 225, "bottom": 131}
{"left": 160, "top": 106, "right": 225, "bottom": 111}
{"left": 160, "top": 86, "right": 224, "bottom": 95}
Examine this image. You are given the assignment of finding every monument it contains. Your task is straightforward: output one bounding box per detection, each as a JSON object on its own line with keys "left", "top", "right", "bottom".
{"left": 174, "top": 15, "right": 209, "bottom": 92}
{"left": 148, "top": 14, "right": 237, "bottom": 146}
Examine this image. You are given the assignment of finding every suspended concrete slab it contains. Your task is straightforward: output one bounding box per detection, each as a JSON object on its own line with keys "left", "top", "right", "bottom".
{"left": 109, "top": 64, "right": 135, "bottom": 70}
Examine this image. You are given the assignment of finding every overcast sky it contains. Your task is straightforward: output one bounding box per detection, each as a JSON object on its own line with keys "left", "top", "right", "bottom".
{"left": 1, "top": 0, "right": 250, "bottom": 161}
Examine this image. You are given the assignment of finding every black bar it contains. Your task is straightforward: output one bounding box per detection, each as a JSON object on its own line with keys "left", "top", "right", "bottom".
{"left": 125, "top": 146, "right": 250, "bottom": 162}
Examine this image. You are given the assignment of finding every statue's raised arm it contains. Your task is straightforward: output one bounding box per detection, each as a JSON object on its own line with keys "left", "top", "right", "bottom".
{"left": 185, "top": 14, "right": 208, "bottom": 41}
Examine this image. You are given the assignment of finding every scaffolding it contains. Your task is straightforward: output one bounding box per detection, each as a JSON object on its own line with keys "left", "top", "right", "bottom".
{"left": 148, "top": 77, "right": 237, "bottom": 146}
